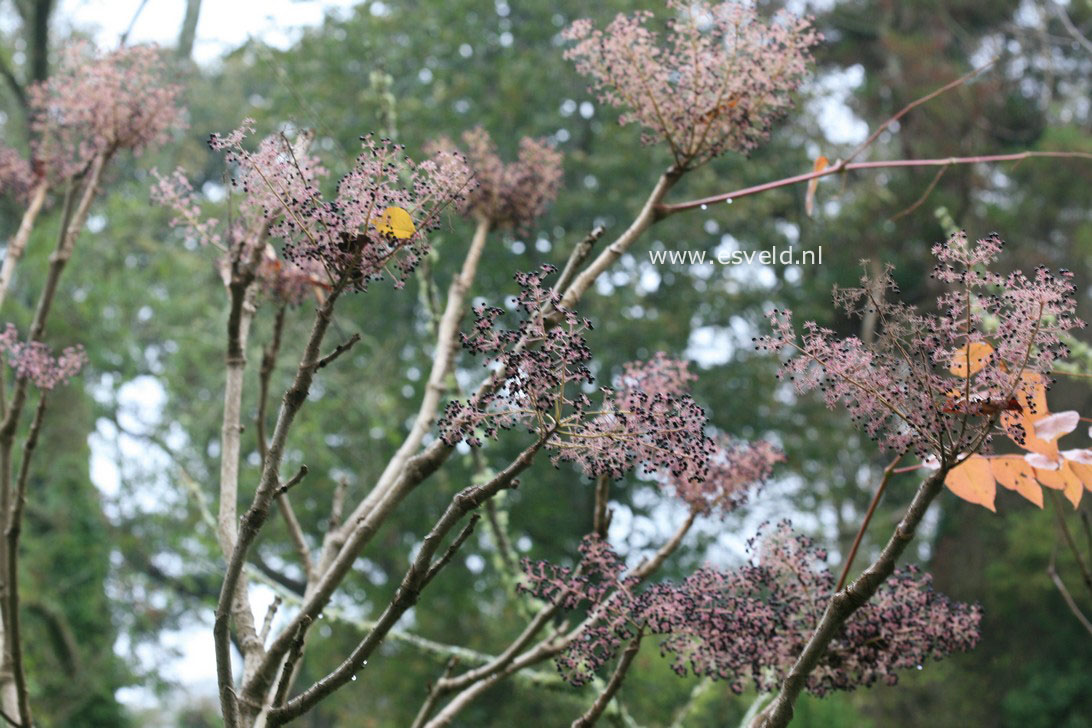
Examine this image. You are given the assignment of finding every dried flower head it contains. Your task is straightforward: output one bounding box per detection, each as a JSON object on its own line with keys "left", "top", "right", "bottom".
{"left": 563, "top": 0, "right": 818, "bottom": 168}
{"left": 522, "top": 522, "right": 981, "bottom": 693}
{"left": 0, "top": 324, "right": 86, "bottom": 390}
{"left": 427, "top": 127, "right": 563, "bottom": 229}
{"left": 756, "top": 232, "right": 1081, "bottom": 463}
{"left": 206, "top": 123, "right": 474, "bottom": 291}
{"left": 29, "top": 42, "right": 183, "bottom": 180}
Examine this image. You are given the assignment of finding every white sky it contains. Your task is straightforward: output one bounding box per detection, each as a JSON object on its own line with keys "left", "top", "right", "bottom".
{"left": 57, "top": 0, "right": 358, "bottom": 64}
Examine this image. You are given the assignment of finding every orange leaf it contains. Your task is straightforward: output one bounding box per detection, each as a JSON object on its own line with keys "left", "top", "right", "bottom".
{"left": 948, "top": 341, "right": 994, "bottom": 378}
{"left": 1003, "top": 372, "right": 1057, "bottom": 457}
{"left": 1059, "top": 462, "right": 1084, "bottom": 508}
{"left": 804, "top": 156, "right": 829, "bottom": 218}
{"left": 1067, "top": 460, "right": 1092, "bottom": 495}
{"left": 989, "top": 455, "right": 1042, "bottom": 508}
{"left": 945, "top": 454, "right": 996, "bottom": 511}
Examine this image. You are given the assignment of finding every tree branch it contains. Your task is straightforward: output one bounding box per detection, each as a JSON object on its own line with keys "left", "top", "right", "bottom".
{"left": 267, "top": 440, "right": 544, "bottom": 725}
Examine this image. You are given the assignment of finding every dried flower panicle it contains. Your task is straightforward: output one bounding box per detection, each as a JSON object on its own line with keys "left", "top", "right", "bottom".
{"left": 29, "top": 42, "right": 183, "bottom": 181}
{"left": 427, "top": 127, "right": 563, "bottom": 230}
{"left": 522, "top": 522, "right": 981, "bottom": 693}
{"left": 206, "top": 123, "right": 474, "bottom": 291}
{"left": 0, "top": 324, "right": 86, "bottom": 390}
{"left": 755, "top": 232, "right": 1081, "bottom": 462}
{"left": 439, "top": 264, "right": 593, "bottom": 446}
{"left": 438, "top": 273, "right": 779, "bottom": 510}
{"left": 150, "top": 167, "right": 225, "bottom": 249}
{"left": 563, "top": 0, "right": 818, "bottom": 168}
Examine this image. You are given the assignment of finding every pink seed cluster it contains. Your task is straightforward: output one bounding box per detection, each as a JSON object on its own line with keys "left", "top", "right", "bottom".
{"left": 521, "top": 522, "right": 981, "bottom": 693}
{"left": 207, "top": 123, "right": 474, "bottom": 291}
{"left": 438, "top": 270, "right": 780, "bottom": 512}
{"left": 755, "top": 232, "right": 1081, "bottom": 461}
{"left": 29, "top": 42, "right": 183, "bottom": 181}
{"left": 0, "top": 324, "right": 86, "bottom": 390}
{"left": 427, "top": 127, "right": 563, "bottom": 230}
{"left": 563, "top": 0, "right": 818, "bottom": 167}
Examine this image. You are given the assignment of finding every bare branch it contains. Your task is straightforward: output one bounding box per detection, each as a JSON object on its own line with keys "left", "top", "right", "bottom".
{"left": 315, "top": 333, "right": 361, "bottom": 370}
{"left": 657, "top": 150, "right": 1092, "bottom": 217}
{"left": 592, "top": 474, "right": 611, "bottom": 539}
{"left": 4, "top": 395, "right": 46, "bottom": 727}
{"left": 267, "top": 439, "right": 545, "bottom": 725}
{"left": 0, "top": 182, "right": 49, "bottom": 313}
{"left": 1048, "top": 535, "right": 1092, "bottom": 638}
{"left": 836, "top": 456, "right": 901, "bottom": 592}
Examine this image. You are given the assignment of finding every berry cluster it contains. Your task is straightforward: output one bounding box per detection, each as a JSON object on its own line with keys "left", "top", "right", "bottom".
{"left": 521, "top": 522, "right": 981, "bottom": 693}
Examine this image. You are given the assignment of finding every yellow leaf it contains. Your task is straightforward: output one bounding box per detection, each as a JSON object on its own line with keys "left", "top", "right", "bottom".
{"left": 373, "top": 206, "right": 416, "bottom": 239}
{"left": 948, "top": 341, "right": 994, "bottom": 377}
{"left": 804, "top": 156, "right": 829, "bottom": 218}
{"left": 990, "top": 455, "right": 1042, "bottom": 508}
{"left": 945, "top": 454, "right": 996, "bottom": 511}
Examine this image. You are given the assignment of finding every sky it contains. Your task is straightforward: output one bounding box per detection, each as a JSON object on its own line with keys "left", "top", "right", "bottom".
{"left": 57, "top": 0, "right": 358, "bottom": 64}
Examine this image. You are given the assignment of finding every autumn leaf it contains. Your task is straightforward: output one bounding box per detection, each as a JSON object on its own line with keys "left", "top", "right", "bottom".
{"left": 1003, "top": 372, "right": 1058, "bottom": 457}
{"left": 989, "top": 455, "right": 1042, "bottom": 508}
{"left": 945, "top": 454, "right": 996, "bottom": 511}
{"left": 804, "top": 156, "right": 829, "bottom": 218}
{"left": 373, "top": 206, "right": 416, "bottom": 239}
{"left": 948, "top": 341, "right": 994, "bottom": 378}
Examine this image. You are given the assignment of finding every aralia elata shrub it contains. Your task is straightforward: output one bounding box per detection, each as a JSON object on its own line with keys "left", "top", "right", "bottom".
{"left": 0, "top": 0, "right": 1088, "bottom": 726}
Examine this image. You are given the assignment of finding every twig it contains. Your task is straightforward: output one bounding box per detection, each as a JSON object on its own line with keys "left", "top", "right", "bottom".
{"left": 260, "top": 597, "right": 282, "bottom": 644}
{"left": 271, "top": 616, "right": 313, "bottom": 707}
{"left": 571, "top": 631, "right": 643, "bottom": 728}
{"left": 267, "top": 439, "right": 545, "bottom": 725}
{"left": 888, "top": 165, "right": 948, "bottom": 222}
{"left": 553, "top": 225, "right": 606, "bottom": 297}
{"left": 836, "top": 456, "right": 901, "bottom": 592}
{"left": 1048, "top": 535, "right": 1092, "bottom": 638}
{"left": 410, "top": 658, "right": 461, "bottom": 728}
{"left": 1049, "top": 490, "right": 1092, "bottom": 600}
{"left": 424, "top": 515, "right": 481, "bottom": 585}
{"left": 273, "top": 465, "right": 309, "bottom": 499}
{"left": 656, "top": 150, "right": 1092, "bottom": 217}
{"left": 256, "top": 304, "right": 287, "bottom": 464}
{"left": 315, "top": 333, "right": 361, "bottom": 370}
{"left": 844, "top": 60, "right": 995, "bottom": 165}
{"left": 0, "top": 181, "right": 50, "bottom": 313}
